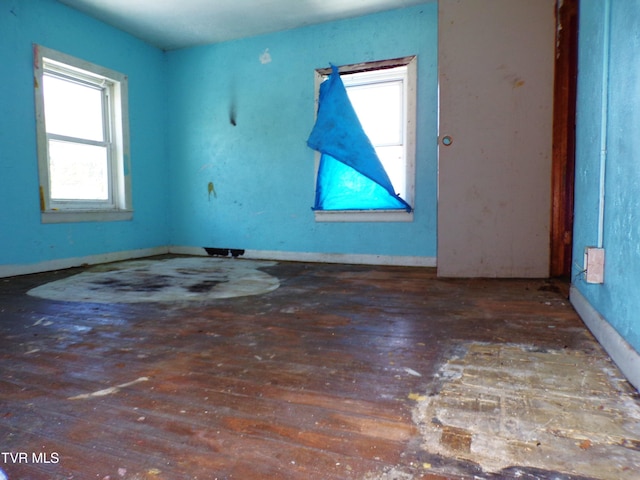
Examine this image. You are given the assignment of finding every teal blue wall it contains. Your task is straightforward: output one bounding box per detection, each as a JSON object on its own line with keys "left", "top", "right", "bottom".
{"left": 573, "top": 0, "right": 640, "bottom": 353}
{"left": 0, "top": 0, "right": 169, "bottom": 267}
{"left": 2, "top": 1, "right": 437, "bottom": 270}
{"left": 165, "top": 4, "right": 438, "bottom": 258}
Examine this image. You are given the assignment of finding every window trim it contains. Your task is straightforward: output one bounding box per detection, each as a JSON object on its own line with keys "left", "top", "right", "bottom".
{"left": 33, "top": 45, "right": 132, "bottom": 223}
{"left": 313, "top": 56, "right": 417, "bottom": 223}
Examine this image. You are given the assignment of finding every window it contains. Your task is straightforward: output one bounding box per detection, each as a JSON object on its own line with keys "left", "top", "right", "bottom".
{"left": 34, "top": 45, "right": 132, "bottom": 223}
{"left": 312, "top": 56, "right": 416, "bottom": 222}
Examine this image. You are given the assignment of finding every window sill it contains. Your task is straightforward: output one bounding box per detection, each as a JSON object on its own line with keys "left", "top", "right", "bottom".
{"left": 314, "top": 210, "right": 414, "bottom": 223}
{"left": 41, "top": 209, "right": 133, "bottom": 224}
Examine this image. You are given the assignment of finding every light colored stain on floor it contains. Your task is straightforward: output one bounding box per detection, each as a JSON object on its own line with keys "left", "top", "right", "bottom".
{"left": 27, "top": 257, "right": 280, "bottom": 303}
{"left": 412, "top": 343, "right": 640, "bottom": 479}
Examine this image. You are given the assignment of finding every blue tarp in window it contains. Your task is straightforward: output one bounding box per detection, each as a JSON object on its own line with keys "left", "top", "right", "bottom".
{"left": 307, "top": 65, "right": 412, "bottom": 212}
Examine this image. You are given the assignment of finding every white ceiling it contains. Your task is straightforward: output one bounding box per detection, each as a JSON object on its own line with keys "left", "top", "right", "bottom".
{"left": 57, "top": 0, "right": 428, "bottom": 51}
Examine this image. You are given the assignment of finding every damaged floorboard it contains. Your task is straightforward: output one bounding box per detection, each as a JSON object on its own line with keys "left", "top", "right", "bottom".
{"left": 0, "top": 257, "right": 639, "bottom": 479}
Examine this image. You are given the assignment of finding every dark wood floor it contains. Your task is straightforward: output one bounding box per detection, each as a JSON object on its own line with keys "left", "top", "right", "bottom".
{"left": 0, "top": 258, "right": 632, "bottom": 479}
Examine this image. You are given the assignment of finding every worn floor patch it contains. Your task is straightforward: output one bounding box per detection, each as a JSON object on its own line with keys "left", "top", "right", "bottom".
{"left": 412, "top": 343, "right": 640, "bottom": 479}
{"left": 362, "top": 466, "right": 414, "bottom": 480}
{"left": 27, "top": 257, "right": 280, "bottom": 303}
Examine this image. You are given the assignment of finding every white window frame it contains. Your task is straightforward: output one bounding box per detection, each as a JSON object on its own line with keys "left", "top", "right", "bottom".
{"left": 34, "top": 45, "right": 132, "bottom": 223}
{"left": 313, "top": 56, "right": 417, "bottom": 223}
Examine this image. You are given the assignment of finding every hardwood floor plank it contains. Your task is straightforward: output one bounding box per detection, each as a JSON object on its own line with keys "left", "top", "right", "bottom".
{"left": 1, "top": 258, "right": 634, "bottom": 479}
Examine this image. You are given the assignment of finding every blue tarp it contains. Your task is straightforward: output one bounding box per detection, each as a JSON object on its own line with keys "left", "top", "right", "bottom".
{"left": 307, "top": 65, "right": 412, "bottom": 212}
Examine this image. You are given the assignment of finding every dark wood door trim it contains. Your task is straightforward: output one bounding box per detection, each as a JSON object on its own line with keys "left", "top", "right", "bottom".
{"left": 550, "top": 0, "right": 579, "bottom": 277}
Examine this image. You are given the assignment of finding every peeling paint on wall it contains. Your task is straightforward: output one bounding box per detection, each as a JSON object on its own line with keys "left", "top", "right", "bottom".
{"left": 207, "top": 181, "right": 216, "bottom": 200}
{"left": 259, "top": 48, "right": 271, "bottom": 64}
{"left": 229, "top": 98, "right": 237, "bottom": 125}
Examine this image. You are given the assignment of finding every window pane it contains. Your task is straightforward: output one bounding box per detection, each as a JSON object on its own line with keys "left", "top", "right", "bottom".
{"left": 376, "top": 145, "right": 405, "bottom": 198}
{"left": 346, "top": 81, "right": 403, "bottom": 146}
{"left": 43, "top": 74, "right": 105, "bottom": 142}
{"left": 48, "top": 140, "right": 109, "bottom": 200}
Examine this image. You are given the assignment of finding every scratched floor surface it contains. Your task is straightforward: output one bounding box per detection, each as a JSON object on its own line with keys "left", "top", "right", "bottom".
{"left": 0, "top": 256, "right": 638, "bottom": 480}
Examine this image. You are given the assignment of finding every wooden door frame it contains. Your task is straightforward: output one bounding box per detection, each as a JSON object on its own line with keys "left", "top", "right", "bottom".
{"left": 550, "top": 0, "right": 579, "bottom": 277}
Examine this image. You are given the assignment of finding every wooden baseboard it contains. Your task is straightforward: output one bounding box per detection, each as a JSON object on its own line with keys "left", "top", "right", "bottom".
{"left": 570, "top": 285, "right": 640, "bottom": 391}
{"left": 169, "top": 246, "right": 436, "bottom": 267}
{"left": 1, "top": 246, "right": 435, "bottom": 279}
{"left": 0, "top": 247, "right": 169, "bottom": 278}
